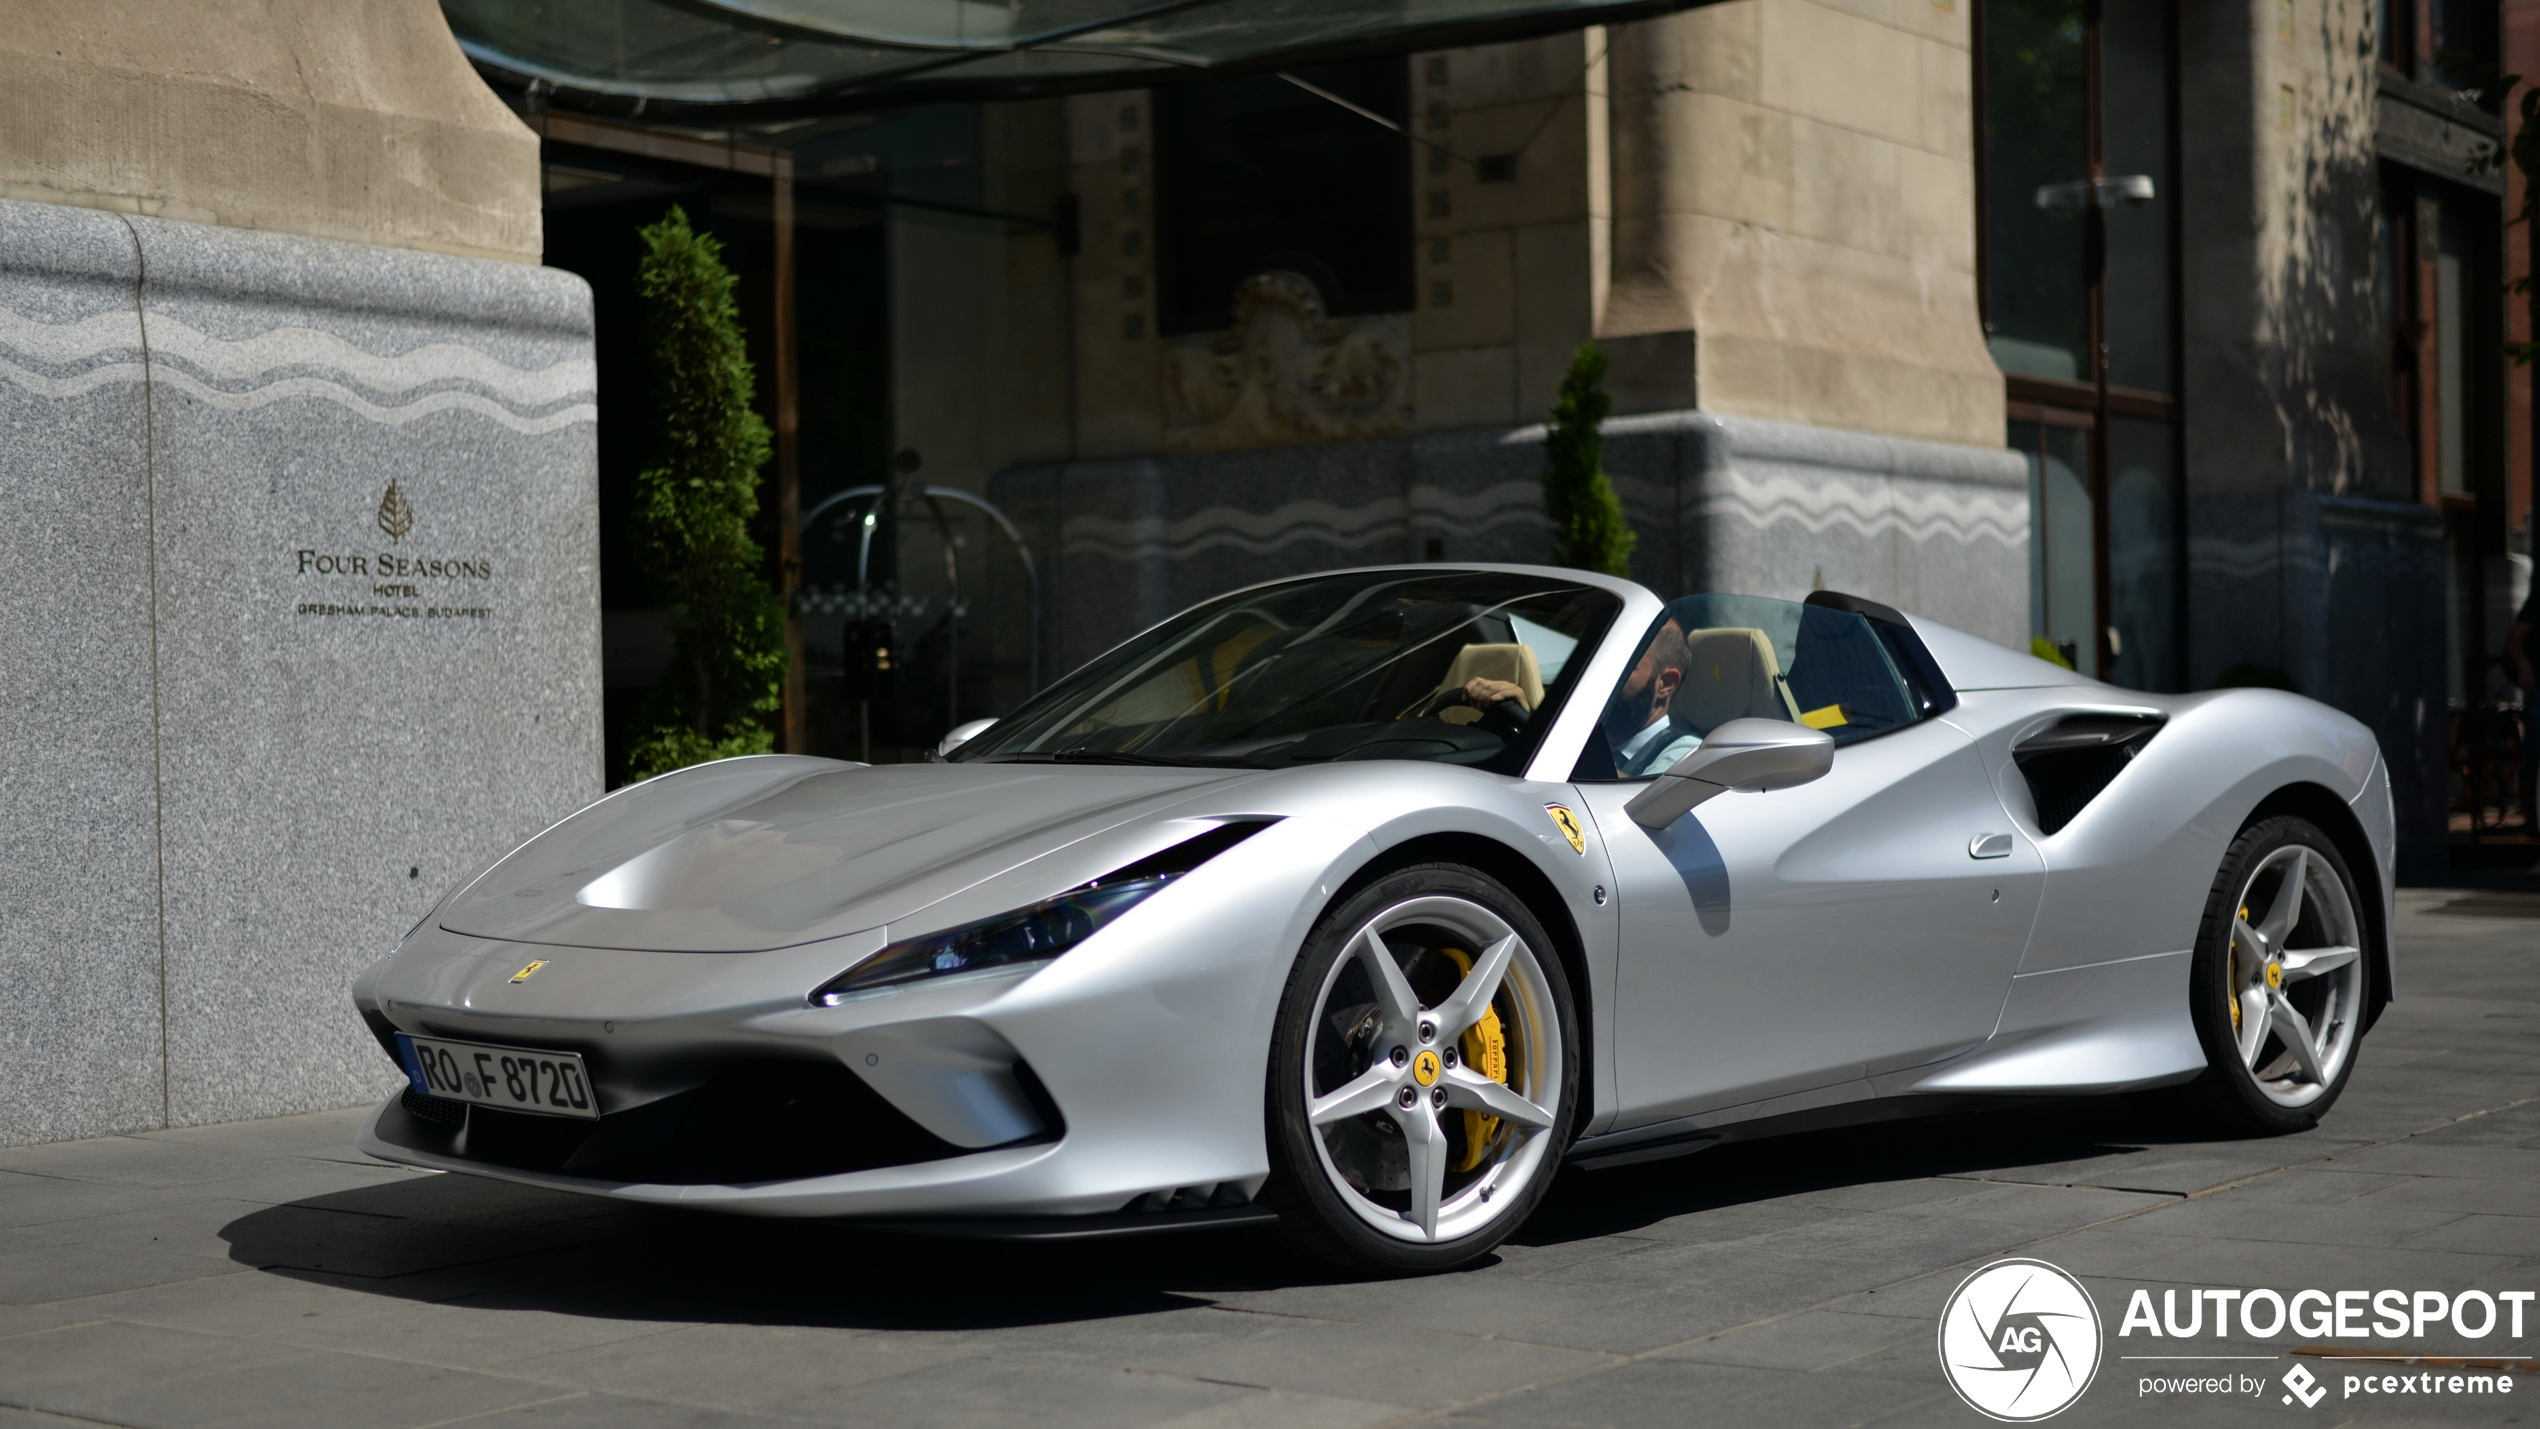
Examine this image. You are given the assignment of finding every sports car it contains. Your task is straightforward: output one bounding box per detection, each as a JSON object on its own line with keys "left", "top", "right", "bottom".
{"left": 354, "top": 564, "right": 2393, "bottom": 1272}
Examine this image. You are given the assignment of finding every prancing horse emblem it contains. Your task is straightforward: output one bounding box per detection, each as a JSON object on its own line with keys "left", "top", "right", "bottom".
{"left": 1544, "top": 803, "right": 1586, "bottom": 854}
{"left": 508, "top": 960, "right": 547, "bottom": 984}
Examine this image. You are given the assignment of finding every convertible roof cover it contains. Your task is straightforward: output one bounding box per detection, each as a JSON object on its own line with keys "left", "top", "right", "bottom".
{"left": 445, "top": 0, "right": 1710, "bottom": 117}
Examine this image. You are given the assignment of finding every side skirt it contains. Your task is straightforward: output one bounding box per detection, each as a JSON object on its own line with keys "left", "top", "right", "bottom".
{"left": 1566, "top": 1091, "right": 2024, "bottom": 1172}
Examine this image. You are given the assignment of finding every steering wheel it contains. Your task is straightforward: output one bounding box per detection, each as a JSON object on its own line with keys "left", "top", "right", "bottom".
{"left": 1420, "top": 687, "right": 1532, "bottom": 738}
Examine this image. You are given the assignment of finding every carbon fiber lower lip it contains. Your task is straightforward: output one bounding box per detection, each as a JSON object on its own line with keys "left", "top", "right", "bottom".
{"left": 849, "top": 1205, "right": 1281, "bottom": 1241}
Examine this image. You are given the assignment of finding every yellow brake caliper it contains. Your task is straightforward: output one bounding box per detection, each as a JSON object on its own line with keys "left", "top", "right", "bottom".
{"left": 2229, "top": 905, "right": 2247, "bottom": 1030}
{"left": 1439, "top": 947, "right": 1509, "bottom": 1171}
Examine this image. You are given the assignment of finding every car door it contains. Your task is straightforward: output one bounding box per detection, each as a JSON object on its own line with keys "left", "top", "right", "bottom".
{"left": 1575, "top": 719, "right": 2044, "bottom": 1125}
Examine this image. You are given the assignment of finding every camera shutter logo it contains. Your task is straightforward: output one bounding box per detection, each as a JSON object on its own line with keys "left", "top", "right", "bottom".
{"left": 1937, "top": 1258, "right": 2103, "bottom": 1421}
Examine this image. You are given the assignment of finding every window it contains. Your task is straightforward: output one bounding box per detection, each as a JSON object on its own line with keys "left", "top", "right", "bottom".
{"left": 957, "top": 569, "right": 1618, "bottom": 775}
{"left": 1978, "top": 0, "right": 2183, "bottom": 688}
{"left": 2381, "top": 169, "right": 2504, "bottom": 700}
{"left": 1575, "top": 596, "right": 1925, "bottom": 781}
{"left": 1154, "top": 58, "right": 1413, "bottom": 333}
{"left": 2384, "top": 0, "right": 2502, "bottom": 93}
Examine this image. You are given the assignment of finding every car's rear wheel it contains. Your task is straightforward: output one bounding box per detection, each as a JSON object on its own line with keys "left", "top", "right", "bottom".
{"left": 2185, "top": 816, "right": 2371, "bottom": 1132}
{"left": 1263, "top": 864, "right": 1578, "bottom": 1274}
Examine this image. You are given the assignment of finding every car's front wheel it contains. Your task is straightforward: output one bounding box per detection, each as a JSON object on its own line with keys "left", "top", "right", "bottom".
{"left": 1263, "top": 863, "right": 1578, "bottom": 1274}
{"left": 2184, "top": 815, "right": 2372, "bottom": 1132}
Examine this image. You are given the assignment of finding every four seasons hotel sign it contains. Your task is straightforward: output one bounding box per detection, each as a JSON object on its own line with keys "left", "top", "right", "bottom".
{"left": 294, "top": 481, "right": 498, "bottom": 619}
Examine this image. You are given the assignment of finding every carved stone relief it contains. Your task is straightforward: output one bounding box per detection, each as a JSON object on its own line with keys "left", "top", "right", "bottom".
{"left": 1160, "top": 271, "right": 1409, "bottom": 452}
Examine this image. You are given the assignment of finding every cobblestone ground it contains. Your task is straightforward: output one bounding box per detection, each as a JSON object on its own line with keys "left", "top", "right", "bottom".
{"left": 1, "top": 889, "right": 2534, "bottom": 1428}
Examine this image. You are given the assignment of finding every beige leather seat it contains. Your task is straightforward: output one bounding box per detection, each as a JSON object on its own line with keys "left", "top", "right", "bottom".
{"left": 1673, "top": 627, "right": 1801, "bottom": 732}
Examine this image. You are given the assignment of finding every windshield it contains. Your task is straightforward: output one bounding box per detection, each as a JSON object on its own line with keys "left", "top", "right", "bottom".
{"left": 1576, "top": 594, "right": 1920, "bottom": 779}
{"left": 955, "top": 570, "right": 1622, "bottom": 773}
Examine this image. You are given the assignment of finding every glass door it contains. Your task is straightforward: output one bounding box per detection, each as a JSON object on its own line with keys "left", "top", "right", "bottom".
{"left": 1979, "top": 0, "right": 2182, "bottom": 689}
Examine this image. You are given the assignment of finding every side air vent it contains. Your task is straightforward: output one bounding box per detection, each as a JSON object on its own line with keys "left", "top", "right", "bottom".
{"left": 2013, "top": 715, "right": 2162, "bottom": 835}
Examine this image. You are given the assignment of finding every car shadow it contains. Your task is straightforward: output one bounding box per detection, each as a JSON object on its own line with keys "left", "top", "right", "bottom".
{"left": 218, "top": 1093, "right": 2259, "bottom": 1332}
{"left": 1515, "top": 1093, "right": 2219, "bottom": 1246}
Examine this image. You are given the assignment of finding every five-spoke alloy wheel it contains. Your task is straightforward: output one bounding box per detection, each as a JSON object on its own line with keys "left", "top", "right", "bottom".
{"left": 1265, "top": 864, "right": 1577, "bottom": 1273}
{"left": 2187, "top": 816, "right": 2373, "bottom": 1131}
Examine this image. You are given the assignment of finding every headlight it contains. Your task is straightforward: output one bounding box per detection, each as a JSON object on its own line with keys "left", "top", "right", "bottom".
{"left": 807, "top": 819, "right": 1272, "bottom": 1005}
{"left": 810, "top": 877, "right": 1169, "bottom": 1004}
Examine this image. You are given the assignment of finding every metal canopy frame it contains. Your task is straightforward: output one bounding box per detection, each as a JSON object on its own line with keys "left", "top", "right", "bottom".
{"left": 448, "top": 0, "right": 1711, "bottom": 120}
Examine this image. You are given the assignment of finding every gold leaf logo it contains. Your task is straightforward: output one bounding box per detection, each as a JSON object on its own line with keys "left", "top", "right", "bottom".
{"left": 376, "top": 481, "right": 415, "bottom": 543}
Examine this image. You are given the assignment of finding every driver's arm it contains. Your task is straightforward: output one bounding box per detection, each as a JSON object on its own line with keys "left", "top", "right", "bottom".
{"left": 1462, "top": 676, "right": 1530, "bottom": 709}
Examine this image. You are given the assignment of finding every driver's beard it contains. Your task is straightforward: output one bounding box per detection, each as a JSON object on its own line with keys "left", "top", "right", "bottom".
{"left": 1598, "top": 683, "right": 1655, "bottom": 751}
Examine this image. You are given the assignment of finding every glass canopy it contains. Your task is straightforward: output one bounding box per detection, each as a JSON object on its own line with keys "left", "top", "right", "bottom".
{"left": 444, "top": 0, "right": 1705, "bottom": 116}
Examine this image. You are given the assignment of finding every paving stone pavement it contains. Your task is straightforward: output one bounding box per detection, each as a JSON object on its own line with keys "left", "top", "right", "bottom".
{"left": 1, "top": 889, "right": 2534, "bottom": 1428}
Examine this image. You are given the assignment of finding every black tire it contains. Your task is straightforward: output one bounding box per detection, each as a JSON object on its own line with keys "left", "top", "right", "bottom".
{"left": 1261, "top": 863, "right": 1579, "bottom": 1275}
{"left": 2182, "top": 815, "right": 2369, "bottom": 1134}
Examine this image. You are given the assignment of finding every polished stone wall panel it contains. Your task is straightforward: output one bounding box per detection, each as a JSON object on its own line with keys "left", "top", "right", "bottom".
{"left": 125, "top": 218, "right": 602, "bottom": 1127}
{"left": 0, "top": 202, "right": 166, "bottom": 1145}
{"left": 0, "top": 198, "right": 601, "bottom": 1143}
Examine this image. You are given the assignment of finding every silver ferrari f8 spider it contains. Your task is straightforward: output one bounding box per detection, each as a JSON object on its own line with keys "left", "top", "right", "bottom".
{"left": 355, "top": 565, "right": 2393, "bottom": 1271}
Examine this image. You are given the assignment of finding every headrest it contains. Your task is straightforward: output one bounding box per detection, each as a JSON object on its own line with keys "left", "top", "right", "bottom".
{"left": 1673, "top": 627, "right": 1794, "bottom": 733}
{"left": 1440, "top": 642, "right": 1545, "bottom": 709}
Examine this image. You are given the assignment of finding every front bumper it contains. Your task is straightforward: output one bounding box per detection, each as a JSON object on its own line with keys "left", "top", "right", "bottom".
{"left": 350, "top": 818, "right": 1355, "bottom": 1219}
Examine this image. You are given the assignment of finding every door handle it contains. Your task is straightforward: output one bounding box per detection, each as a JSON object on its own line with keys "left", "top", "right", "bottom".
{"left": 1968, "top": 832, "right": 2013, "bottom": 859}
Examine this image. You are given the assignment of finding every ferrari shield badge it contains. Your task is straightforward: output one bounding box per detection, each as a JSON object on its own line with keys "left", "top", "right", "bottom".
{"left": 1544, "top": 804, "right": 1586, "bottom": 854}
{"left": 508, "top": 960, "right": 547, "bottom": 985}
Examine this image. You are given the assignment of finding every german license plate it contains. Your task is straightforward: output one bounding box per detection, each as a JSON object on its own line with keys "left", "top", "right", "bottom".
{"left": 396, "top": 1034, "right": 597, "bottom": 1120}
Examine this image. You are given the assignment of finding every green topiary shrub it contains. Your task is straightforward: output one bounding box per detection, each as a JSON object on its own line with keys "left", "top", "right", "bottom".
{"left": 2029, "top": 635, "right": 2074, "bottom": 669}
{"left": 1542, "top": 341, "right": 1637, "bottom": 577}
{"left": 620, "top": 207, "right": 787, "bottom": 784}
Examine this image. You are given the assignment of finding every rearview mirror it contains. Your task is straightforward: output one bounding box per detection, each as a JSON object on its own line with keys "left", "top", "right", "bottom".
{"left": 1624, "top": 718, "right": 1835, "bottom": 829}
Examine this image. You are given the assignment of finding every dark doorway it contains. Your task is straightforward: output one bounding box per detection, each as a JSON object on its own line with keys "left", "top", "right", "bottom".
{"left": 539, "top": 147, "right": 890, "bottom": 779}
{"left": 1155, "top": 58, "right": 1414, "bottom": 333}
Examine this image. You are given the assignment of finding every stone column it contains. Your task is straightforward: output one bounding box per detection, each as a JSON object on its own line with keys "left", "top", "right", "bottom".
{"left": 0, "top": 3, "right": 598, "bottom": 1145}
{"left": 1602, "top": 0, "right": 2002, "bottom": 447}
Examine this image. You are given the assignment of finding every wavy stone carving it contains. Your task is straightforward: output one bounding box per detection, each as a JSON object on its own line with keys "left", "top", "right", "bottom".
{"left": 0, "top": 305, "right": 596, "bottom": 433}
{"left": 1161, "top": 271, "right": 1408, "bottom": 452}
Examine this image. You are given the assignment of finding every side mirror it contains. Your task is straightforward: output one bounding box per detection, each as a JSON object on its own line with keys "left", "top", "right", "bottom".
{"left": 1625, "top": 718, "right": 1835, "bottom": 829}
{"left": 930, "top": 717, "right": 999, "bottom": 761}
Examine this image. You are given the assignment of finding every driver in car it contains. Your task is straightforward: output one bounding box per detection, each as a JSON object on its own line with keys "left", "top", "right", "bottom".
{"left": 1600, "top": 618, "right": 1701, "bottom": 776}
{"left": 1453, "top": 618, "right": 1700, "bottom": 776}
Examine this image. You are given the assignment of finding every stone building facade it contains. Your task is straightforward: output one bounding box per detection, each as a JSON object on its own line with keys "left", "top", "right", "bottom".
{"left": 897, "top": 0, "right": 2500, "bottom": 874}
{"left": 505, "top": 0, "right": 2492, "bottom": 865}
{"left": 975, "top": 6, "right": 2031, "bottom": 676}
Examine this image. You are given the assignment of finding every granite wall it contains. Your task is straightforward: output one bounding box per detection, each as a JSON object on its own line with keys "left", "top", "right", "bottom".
{"left": 0, "top": 197, "right": 601, "bottom": 1146}
{"left": 987, "top": 411, "right": 2028, "bottom": 678}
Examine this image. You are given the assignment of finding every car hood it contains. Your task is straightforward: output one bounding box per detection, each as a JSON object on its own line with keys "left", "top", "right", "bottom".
{"left": 437, "top": 756, "right": 1265, "bottom": 952}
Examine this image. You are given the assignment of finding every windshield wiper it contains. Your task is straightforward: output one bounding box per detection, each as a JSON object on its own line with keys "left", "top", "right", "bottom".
{"left": 983, "top": 748, "right": 1221, "bottom": 767}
